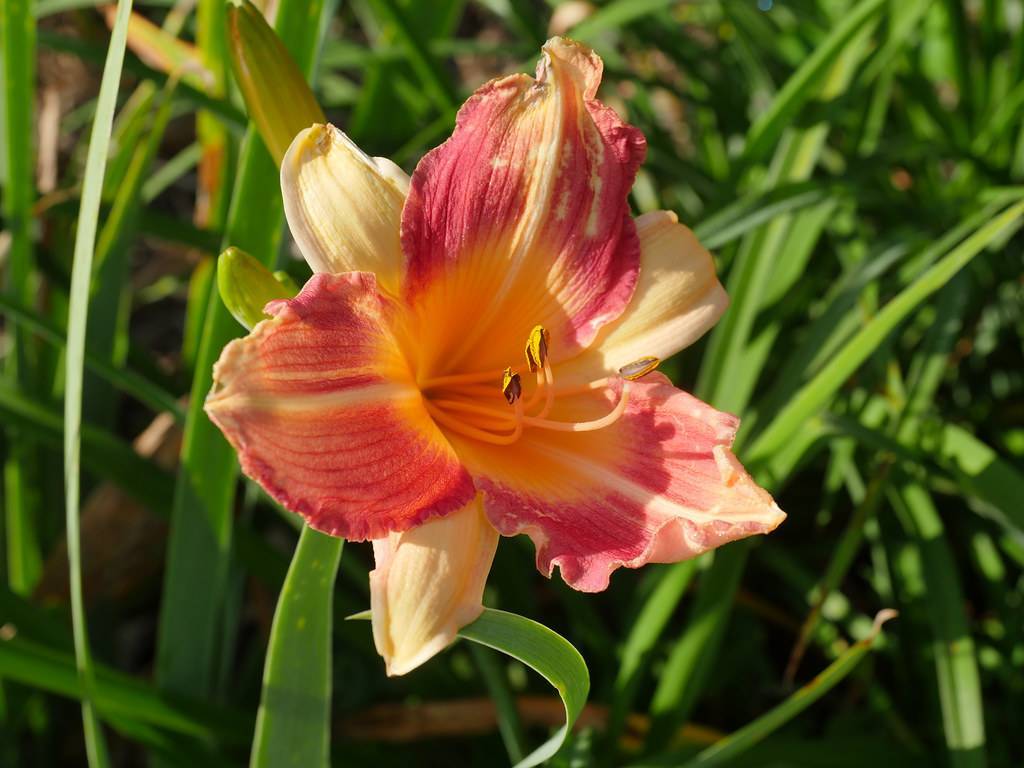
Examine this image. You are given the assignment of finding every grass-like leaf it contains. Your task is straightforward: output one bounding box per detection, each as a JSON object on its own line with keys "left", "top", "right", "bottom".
{"left": 635, "top": 612, "right": 897, "bottom": 768}
{"left": 250, "top": 526, "right": 343, "bottom": 768}
{"left": 62, "top": 0, "right": 134, "bottom": 762}
{"left": 747, "top": 198, "right": 1024, "bottom": 468}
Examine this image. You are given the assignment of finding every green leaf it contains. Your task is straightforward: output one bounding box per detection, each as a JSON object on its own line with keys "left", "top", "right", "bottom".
{"left": 359, "top": 0, "right": 459, "bottom": 116}
{"left": 62, "top": 0, "right": 134, "bottom": 762}
{"left": 891, "top": 481, "right": 987, "bottom": 768}
{"left": 155, "top": 0, "right": 326, "bottom": 706}
{"left": 0, "top": 635, "right": 250, "bottom": 746}
{"left": 647, "top": 543, "right": 748, "bottom": 751}
{"left": 346, "top": 607, "right": 589, "bottom": 767}
{"left": 458, "top": 608, "right": 590, "bottom": 768}
{"left": 741, "top": 0, "right": 887, "bottom": 163}
{"left": 692, "top": 182, "right": 837, "bottom": 251}
{"left": 746, "top": 198, "right": 1024, "bottom": 467}
{"left": 470, "top": 644, "right": 527, "bottom": 765}
{"left": 0, "top": 294, "right": 183, "bottom": 420}
{"left": 569, "top": 0, "right": 676, "bottom": 42}
{"left": 606, "top": 561, "right": 696, "bottom": 756}
{"left": 3, "top": 0, "right": 42, "bottom": 596}
{"left": 250, "top": 526, "right": 343, "bottom": 768}
{"left": 634, "top": 611, "right": 897, "bottom": 768}
{"left": 934, "top": 424, "right": 1024, "bottom": 537}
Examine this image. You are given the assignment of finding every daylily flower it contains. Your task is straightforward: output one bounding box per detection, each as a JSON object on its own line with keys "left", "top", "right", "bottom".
{"left": 206, "top": 37, "right": 784, "bottom": 676}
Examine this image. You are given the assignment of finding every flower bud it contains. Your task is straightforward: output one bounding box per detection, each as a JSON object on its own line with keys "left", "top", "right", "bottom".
{"left": 217, "top": 246, "right": 297, "bottom": 330}
{"left": 227, "top": 0, "right": 325, "bottom": 164}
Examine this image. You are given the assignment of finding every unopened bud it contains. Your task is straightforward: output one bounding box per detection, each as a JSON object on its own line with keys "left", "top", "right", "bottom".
{"left": 218, "top": 246, "right": 298, "bottom": 330}
{"left": 227, "top": 0, "right": 325, "bottom": 164}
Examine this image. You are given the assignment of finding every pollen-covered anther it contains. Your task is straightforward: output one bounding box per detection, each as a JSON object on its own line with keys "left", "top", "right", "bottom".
{"left": 524, "top": 325, "right": 551, "bottom": 373}
{"left": 619, "top": 356, "right": 661, "bottom": 381}
{"left": 501, "top": 367, "right": 523, "bottom": 405}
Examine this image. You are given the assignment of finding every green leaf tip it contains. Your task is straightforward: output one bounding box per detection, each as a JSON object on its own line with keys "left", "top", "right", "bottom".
{"left": 217, "top": 246, "right": 297, "bottom": 331}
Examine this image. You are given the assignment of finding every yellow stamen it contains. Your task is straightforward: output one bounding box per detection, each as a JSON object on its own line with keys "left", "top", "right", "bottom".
{"left": 424, "top": 400, "right": 521, "bottom": 445}
{"left": 431, "top": 399, "right": 517, "bottom": 426}
{"left": 502, "top": 367, "right": 522, "bottom": 405}
{"left": 523, "top": 381, "right": 631, "bottom": 432}
{"left": 428, "top": 378, "right": 631, "bottom": 439}
{"left": 533, "top": 364, "right": 555, "bottom": 419}
{"left": 619, "top": 356, "right": 661, "bottom": 381}
{"left": 524, "top": 325, "right": 550, "bottom": 373}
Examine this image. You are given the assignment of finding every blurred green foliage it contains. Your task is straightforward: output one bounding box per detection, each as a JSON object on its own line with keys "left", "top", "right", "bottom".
{"left": 1, "top": 0, "right": 1023, "bottom": 766}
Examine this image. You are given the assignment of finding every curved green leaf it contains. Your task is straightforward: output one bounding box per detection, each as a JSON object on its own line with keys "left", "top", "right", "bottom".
{"left": 459, "top": 608, "right": 590, "bottom": 768}
{"left": 348, "top": 607, "right": 590, "bottom": 768}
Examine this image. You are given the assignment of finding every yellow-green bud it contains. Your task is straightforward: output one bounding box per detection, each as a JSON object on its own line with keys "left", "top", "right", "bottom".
{"left": 217, "top": 247, "right": 298, "bottom": 330}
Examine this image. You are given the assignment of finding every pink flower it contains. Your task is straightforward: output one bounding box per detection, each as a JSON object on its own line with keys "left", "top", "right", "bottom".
{"left": 206, "top": 38, "right": 784, "bottom": 676}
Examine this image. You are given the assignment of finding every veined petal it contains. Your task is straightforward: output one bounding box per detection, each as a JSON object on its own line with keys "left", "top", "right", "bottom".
{"left": 281, "top": 124, "right": 409, "bottom": 293}
{"left": 401, "top": 36, "right": 646, "bottom": 378}
{"left": 370, "top": 495, "right": 497, "bottom": 676}
{"left": 453, "top": 375, "right": 784, "bottom": 592}
{"left": 205, "top": 272, "right": 475, "bottom": 540}
{"left": 557, "top": 211, "right": 728, "bottom": 386}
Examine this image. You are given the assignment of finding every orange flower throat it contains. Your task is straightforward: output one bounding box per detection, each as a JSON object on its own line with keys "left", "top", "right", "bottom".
{"left": 417, "top": 326, "right": 657, "bottom": 446}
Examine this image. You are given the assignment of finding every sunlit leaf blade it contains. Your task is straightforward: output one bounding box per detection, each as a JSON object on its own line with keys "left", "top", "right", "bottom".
{"left": 63, "top": 0, "right": 134, "bottom": 763}
{"left": 892, "top": 482, "right": 987, "bottom": 767}
{"left": 250, "top": 527, "right": 343, "bottom": 768}
{"left": 935, "top": 424, "right": 1024, "bottom": 536}
{"left": 741, "top": 0, "right": 887, "bottom": 163}
{"left": 746, "top": 198, "right": 1024, "bottom": 468}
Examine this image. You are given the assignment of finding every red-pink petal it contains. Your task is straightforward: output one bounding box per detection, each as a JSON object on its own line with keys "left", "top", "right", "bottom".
{"left": 205, "top": 272, "right": 475, "bottom": 540}
{"left": 451, "top": 374, "right": 784, "bottom": 592}
{"left": 400, "top": 37, "right": 646, "bottom": 377}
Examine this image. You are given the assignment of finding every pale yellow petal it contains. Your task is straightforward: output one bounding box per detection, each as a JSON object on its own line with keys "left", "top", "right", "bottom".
{"left": 280, "top": 123, "right": 407, "bottom": 293}
{"left": 369, "top": 496, "right": 497, "bottom": 676}
{"left": 557, "top": 210, "right": 728, "bottom": 385}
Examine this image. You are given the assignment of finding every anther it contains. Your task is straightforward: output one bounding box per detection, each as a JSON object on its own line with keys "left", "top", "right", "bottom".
{"left": 502, "top": 367, "right": 522, "bottom": 405}
{"left": 619, "top": 356, "right": 660, "bottom": 381}
{"left": 524, "top": 325, "right": 551, "bottom": 372}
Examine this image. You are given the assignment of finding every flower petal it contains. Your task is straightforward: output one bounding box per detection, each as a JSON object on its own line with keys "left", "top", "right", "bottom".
{"left": 370, "top": 495, "right": 497, "bottom": 676}
{"left": 280, "top": 124, "right": 409, "bottom": 293}
{"left": 401, "top": 37, "right": 646, "bottom": 378}
{"left": 453, "top": 375, "right": 784, "bottom": 592}
{"left": 559, "top": 211, "right": 728, "bottom": 385}
{"left": 205, "top": 272, "right": 475, "bottom": 540}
